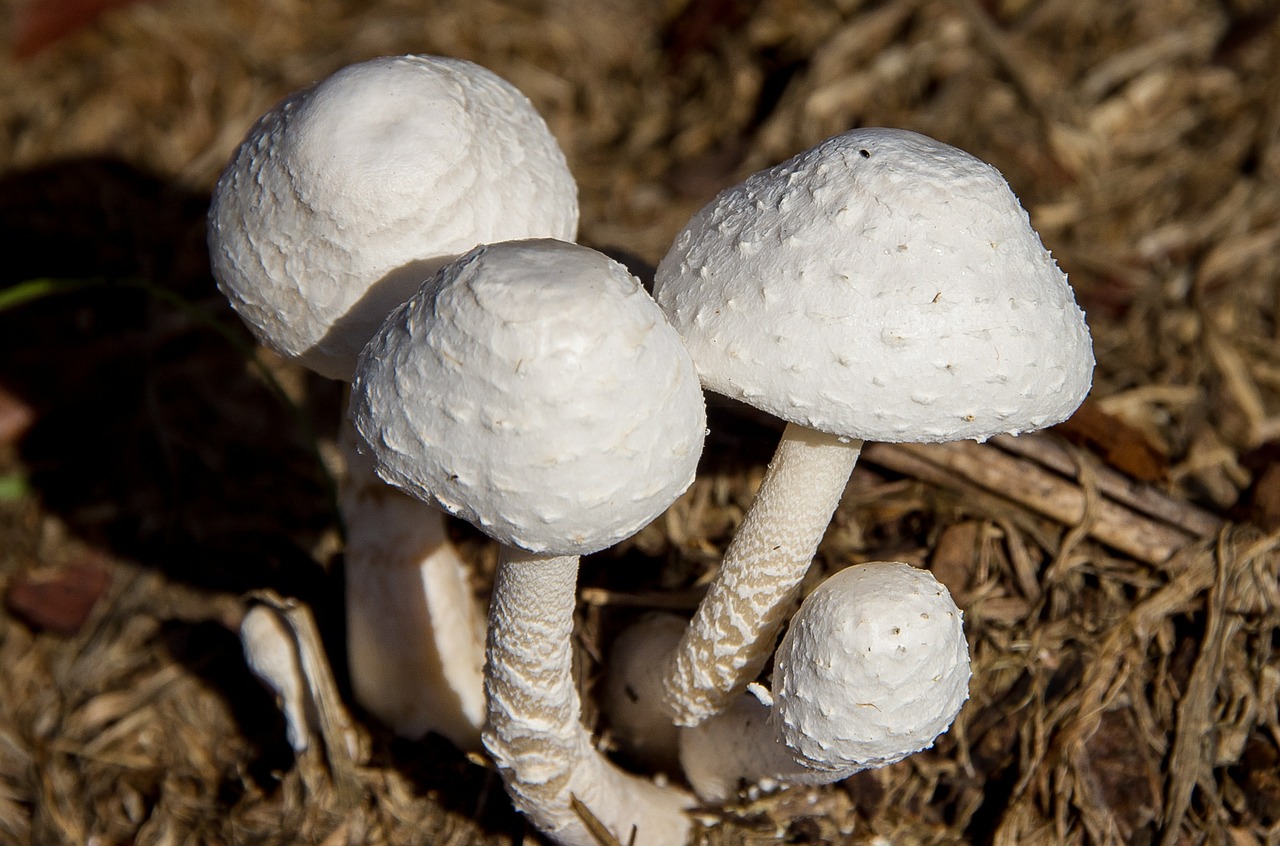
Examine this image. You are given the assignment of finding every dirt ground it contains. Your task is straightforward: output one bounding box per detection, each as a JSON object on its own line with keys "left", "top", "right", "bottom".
{"left": 1, "top": 0, "right": 1279, "bottom": 843}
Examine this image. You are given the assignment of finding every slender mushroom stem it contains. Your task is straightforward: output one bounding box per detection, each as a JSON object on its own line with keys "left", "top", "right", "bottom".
{"left": 484, "top": 548, "right": 693, "bottom": 846}
{"left": 664, "top": 422, "right": 862, "bottom": 726}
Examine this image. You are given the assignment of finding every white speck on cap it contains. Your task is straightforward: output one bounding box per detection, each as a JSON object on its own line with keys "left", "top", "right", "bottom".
{"left": 653, "top": 127, "right": 1093, "bottom": 443}
{"left": 770, "top": 561, "right": 970, "bottom": 777}
{"left": 210, "top": 55, "right": 579, "bottom": 380}
{"left": 351, "top": 239, "right": 706, "bottom": 556}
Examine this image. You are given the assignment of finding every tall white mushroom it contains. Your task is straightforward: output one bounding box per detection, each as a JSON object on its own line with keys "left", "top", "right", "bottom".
{"left": 208, "top": 54, "right": 579, "bottom": 749}
{"left": 351, "top": 239, "right": 705, "bottom": 846}
{"left": 679, "top": 562, "right": 970, "bottom": 801}
{"left": 653, "top": 127, "right": 1094, "bottom": 725}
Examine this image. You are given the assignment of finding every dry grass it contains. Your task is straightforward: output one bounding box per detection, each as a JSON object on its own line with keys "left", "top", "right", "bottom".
{"left": 1, "top": 0, "right": 1279, "bottom": 843}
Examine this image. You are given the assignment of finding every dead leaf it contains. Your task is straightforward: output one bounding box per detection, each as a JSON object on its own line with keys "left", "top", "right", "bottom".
{"left": 1053, "top": 398, "right": 1169, "bottom": 483}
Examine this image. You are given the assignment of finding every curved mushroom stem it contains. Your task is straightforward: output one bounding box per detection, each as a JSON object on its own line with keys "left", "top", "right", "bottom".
{"left": 340, "top": 416, "right": 486, "bottom": 750}
{"left": 664, "top": 422, "right": 862, "bottom": 726}
{"left": 484, "top": 548, "right": 693, "bottom": 846}
{"left": 678, "top": 692, "right": 835, "bottom": 802}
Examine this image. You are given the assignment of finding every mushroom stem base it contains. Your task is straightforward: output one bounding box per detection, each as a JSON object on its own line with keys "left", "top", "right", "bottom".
{"left": 484, "top": 548, "right": 693, "bottom": 846}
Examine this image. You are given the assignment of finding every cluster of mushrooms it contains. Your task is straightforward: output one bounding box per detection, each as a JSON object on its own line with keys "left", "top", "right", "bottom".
{"left": 209, "top": 55, "right": 1094, "bottom": 846}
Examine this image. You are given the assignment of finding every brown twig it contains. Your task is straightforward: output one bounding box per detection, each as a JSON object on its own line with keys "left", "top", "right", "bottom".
{"left": 863, "top": 435, "right": 1224, "bottom": 565}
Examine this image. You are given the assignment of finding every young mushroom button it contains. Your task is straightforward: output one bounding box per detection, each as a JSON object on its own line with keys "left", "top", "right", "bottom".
{"left": 351, "top": 239, "right": 706, "bottom": 846}
{"left": 653, "top": 127, "right": 1094, "bottom": 726}
{"left": 678, "top": 562, "right": 971, "bottom": 800}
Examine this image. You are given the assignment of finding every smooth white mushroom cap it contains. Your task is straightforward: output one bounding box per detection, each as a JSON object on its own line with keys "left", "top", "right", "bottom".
{"left": 210, "top": 55, "right": 579, "bottom": 379}
{"left": 351, "top": 239, "right": 706, "bottom": 556}
{"left": 653, "top": 127, "right": 1093, "bottom": 443}
{"left": 601, "top": 613, "right": 687, "bottom": 772}
{"left": 771, "top": 561, "right": 970, "bottom": 778}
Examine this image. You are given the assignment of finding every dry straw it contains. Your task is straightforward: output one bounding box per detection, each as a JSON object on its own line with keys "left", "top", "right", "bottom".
{"left": 1, "top": 0, "right": 1279, "bottom": 843}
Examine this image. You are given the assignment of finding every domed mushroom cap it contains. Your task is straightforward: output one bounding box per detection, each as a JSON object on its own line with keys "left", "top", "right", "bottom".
{"left": 771, "top": 561, "right": 970, "bottom": 778}
{"left": 654, "top": 127, "right": 1093, "bottom": 443}
{"left": 210, "top": 55, "right": 579, "bottom": 380}
{"left": 352, "top": 239, "right": 706, "bottom": 557}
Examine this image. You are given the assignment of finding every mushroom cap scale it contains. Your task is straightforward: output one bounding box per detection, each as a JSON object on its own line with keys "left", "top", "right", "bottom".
{"left": 654, "top": 127, "right": 1093, "bottom": 443}
{"left": 210, "top": 55, "right": 578, "bottom": 380}
{"left": 352, "top": 239, "right": 706, "bottom": 557}
{"left": 771, "top": 561, "right": 970, "bottom": 776}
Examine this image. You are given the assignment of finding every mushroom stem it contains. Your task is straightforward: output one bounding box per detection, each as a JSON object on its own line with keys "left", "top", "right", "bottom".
{"left": 664, "top": 422, "right": 862, "bottom": 726}
{"left": 484, "top": 547, "right": 693, "bottom": 846}
{"left": 340, "top": 416, "right": 486, "bottom": 750}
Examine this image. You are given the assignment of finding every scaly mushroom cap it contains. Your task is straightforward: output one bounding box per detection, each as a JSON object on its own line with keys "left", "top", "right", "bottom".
{"left": 210, "top": 55, "right": 579, "bottom": 380}
{"left": 653, "top": 127, "right": 1093, "bottom": 443}
{"left": 771, "top": 561, "right": 970, "bottom": 778}
{"left": 351, "top": 239, "right": 706, "bottom": 556}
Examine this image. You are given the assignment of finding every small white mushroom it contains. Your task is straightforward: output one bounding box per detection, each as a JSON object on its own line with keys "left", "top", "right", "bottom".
{"left": 240, "top": 604, "right": 313, "bottom": 753}
{"left": 678, "top": 562, "right": 970, "bottom": 801}
{"left": 653, "top": 127, "right": 1094, "bottom": 725}
{"left": 352, "top": 239, "right": 706, "bottom": 846}
{"left": 208, "top": 54, "right": 578, "bottom": 750}
{"left": 601, "top": 613, "right": 687, "bottom": 774}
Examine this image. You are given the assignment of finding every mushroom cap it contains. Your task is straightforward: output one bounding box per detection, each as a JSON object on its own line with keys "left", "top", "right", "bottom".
{"left": 209, "top": 55, "right": 579, "bottom": 380}
{"left": 770, "top": 561, "right": 970, "bottom": 778}
{"left": 351, "top": 239, "right": 706, "bottom": 556}
{"left": 601, "top": 613, "right": 687, "bottom": 773}
{"left": 653, "top": 127, "right": 1093, "bottom": 443}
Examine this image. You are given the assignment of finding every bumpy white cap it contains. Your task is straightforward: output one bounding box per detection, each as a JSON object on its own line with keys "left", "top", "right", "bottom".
{"left": 653, "top": 127, "right": 1093, "bottom": 443}
{"left": 351, "top": 239, "right": 706, "bottom": 556}
{"left": 771, "top": 561, "right": 970, "bottom": 778}
{"left": 210, "top": 55, "right": 579, "bottom": 380}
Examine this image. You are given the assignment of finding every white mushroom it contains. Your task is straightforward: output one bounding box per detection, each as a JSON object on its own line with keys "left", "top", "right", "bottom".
{"left": 600, "top": 613, "right": 687, "bottom": 774}
{"left": 208, "top": 54, "right": 578, "bottom": 750}
{"left": 654, "top": 127, "right": 1093, "bottom": 725}
{"left": 240, "top": 604, "right": 313, "bottom": 753}
{"left": 678, "top": 562, "right": 970, "bottom": 801}
{"left": 210, "top": 54, "right": 578, "bottom": 380}
{"left": 351, "top": 239, "right": 705, "bottom": 846}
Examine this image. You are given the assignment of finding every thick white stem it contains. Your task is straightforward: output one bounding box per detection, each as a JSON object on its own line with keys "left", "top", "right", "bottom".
{"left": 678, "top": 692, "right": 833, "bottom": 802}
{"left": 341, "top": 418, "right": 486, "bottom": 751}
{"left": 483, "top": 548, "right": 692, "bottom": 846}
{"left": 664, "top": 423, "right": 862, "bottom": 726}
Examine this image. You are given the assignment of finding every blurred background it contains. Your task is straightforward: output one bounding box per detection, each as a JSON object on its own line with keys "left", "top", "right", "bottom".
{"left": 1, "top": 0, "right": 1278, "bottom": 843}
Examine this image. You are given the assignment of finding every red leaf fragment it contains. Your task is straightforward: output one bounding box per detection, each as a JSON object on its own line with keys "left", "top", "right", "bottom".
{"left": 1052, "top": 398, "right": 1169, "bottom": 483}
{"left": 0, "top": 384, "right": 36, "bottom": 445}
{"left": 5, "top": 555, "right": 113, "bottom": 636}
{"left": 11, "top": 0, "right": 152, "bottom": 59}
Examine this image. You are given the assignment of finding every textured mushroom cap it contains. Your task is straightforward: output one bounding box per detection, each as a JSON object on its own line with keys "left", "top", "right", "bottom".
{"left": 771, "top": 561, "right": 970, "bottom": 778}
{"left": 653, "top": 127, "right": 1093, "bottom": 443}
{"left": 210, "top": 55, "right": 579, "bottom": 380}
{"left": 351, "top": 239, "right": 706, "bottom": 556}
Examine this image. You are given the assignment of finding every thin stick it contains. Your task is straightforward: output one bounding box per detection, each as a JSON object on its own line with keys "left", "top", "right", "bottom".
{"left": 863, "top": 440, "right": 1222, "bottom": 565}
{"left": 990, "top": 434, "right": 1223, "bottom": 538}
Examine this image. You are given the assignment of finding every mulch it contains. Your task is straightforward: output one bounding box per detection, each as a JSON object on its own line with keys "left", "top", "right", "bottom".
{"left": 1, "top": 0, "right": 1278, "bottom": 843}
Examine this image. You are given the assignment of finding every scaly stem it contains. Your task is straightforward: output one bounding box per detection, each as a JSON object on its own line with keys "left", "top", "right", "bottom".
{"left": 663, "top": 422, "right": 862, "bottom": 726}
{"left": 484, "top": 547, "right": 692, "bottom": 846}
